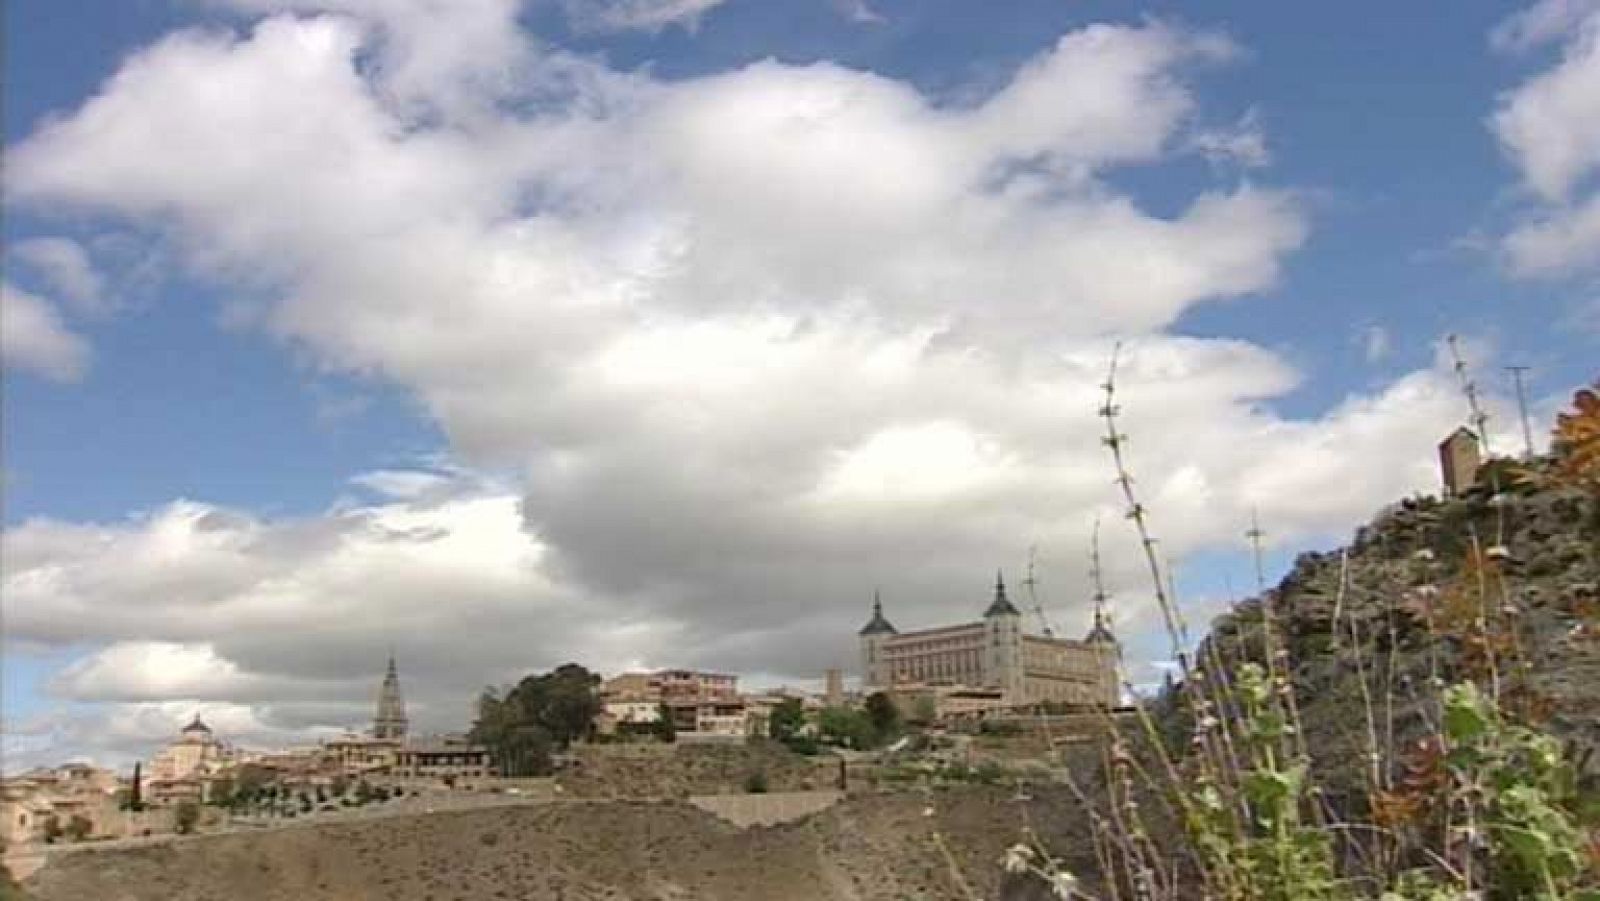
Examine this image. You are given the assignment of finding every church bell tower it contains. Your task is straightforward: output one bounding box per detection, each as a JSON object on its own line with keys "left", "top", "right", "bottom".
{"left": 373, "top": 653, "right": 409, "bottom": 740}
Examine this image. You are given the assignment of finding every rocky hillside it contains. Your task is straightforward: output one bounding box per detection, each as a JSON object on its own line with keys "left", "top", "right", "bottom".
{"left": 558, "top": 741, "right": 826, "bottom": 798}
{"left": 1201, "top": 455, "right": 1599, "bottom": 801}
{"left": 25, "top": 789, "right": 1097, "bottom": 901}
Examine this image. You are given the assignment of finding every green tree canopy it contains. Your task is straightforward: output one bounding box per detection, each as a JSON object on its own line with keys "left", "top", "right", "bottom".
{"left": 768, "top": 698, "right": 806, "bottom": 743}
{"left": 818, "top": 707, "right": 877, "bottom": 750}
{"left": 470, "top": 662, "right": 602, "bottom": 776}
{"left": 864, "top": 692, "right": 901, "bottom": 740}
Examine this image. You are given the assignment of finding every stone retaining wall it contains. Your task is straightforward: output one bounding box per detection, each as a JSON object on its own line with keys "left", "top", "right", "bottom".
{"left": 687, "top": 790, "right": 843, "bottom": 828}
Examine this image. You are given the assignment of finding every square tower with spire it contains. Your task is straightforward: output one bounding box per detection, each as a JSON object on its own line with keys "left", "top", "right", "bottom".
{"left": 373, "top": 653, "right": 409, "bottom": 740}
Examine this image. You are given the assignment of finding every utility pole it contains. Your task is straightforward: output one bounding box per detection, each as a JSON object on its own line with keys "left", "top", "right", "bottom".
{"left": 1505, "top": 365, "right": 1535, "bottom": 459}
{"left": 1448, "top": 335, "right": 1493, "bottom": 456}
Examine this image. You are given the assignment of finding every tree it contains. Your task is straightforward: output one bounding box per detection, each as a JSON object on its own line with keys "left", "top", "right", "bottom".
{"left": 470, "top": 663, "right": 603, "bottom": 776}
{"left": 864, "top": 692, "right": 901, "bottom": 741}
{"left": 123, "top": 761, "right": 145, "bottom": 812}
{"left": 207, "top": 775, "right": 234, "bottom": 808}
{"left": 768, "top": 698, "right": 806, "bottom": 743}
{"left": 654, "top": 703, "right": 677, "bottom": 743}
{"left": 229, "top": 765, "right": 269, "bottom": 814}
{"left": 818, "top": 707, "right": 876, "bottom": 750}
{"left": 537, "top": 663, "right": 605, "bottom": 744}
{"left": 65, "top": 815, "right": 92, "bottom": 842}
{"left": 173, "top": 801, "right": 200, "bottom": 835}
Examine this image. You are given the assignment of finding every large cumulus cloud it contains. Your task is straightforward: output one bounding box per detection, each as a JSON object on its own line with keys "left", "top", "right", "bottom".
{"left": 1493, "top": 0, "right": 1600, "bottom": 274}
{"left": 2, "top": 3, "right": 1492, "bottom": 768}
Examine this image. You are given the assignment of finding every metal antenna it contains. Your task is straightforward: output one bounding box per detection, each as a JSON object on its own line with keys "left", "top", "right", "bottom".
{"left": 1447, "top": 335, "right": 1494, "bottom": 456}
{"left": 1246, "top": 508, "right": 1268, "bottom": 592}
{"left": 1022, "top": 544, "right": 1054, "bottom": 637}
{"left": 1505, "top": 365, "right": 1535, "bottom": 459}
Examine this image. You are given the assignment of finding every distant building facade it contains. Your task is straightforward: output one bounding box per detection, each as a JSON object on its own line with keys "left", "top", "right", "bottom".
{"left": 859, "top": 573, "right": 1119, "bottom": 709}
{"left": 0, "top": 764, "right": 122, "bottom": 844}
{"left": 393, "top": 735, "right": 492, "bottom": 784}
{"left": 144, "top": 715, "right": 236, "bottom": 804}
{"left": 598, "top": 669, "right": 752, "bottom": 739}
{"left": 1438, "top": 427, "right": 1483, "bottom": 497}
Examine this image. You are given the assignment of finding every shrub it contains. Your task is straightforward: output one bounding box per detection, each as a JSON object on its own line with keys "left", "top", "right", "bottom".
{"left": 173, "top": 801, "right": 200, "bottom": 835}
{"left": 64, "top": 815, "right": 91, "bottom": 842}
{"left": 743, "top": 770, "right": 769, "bottom": 794}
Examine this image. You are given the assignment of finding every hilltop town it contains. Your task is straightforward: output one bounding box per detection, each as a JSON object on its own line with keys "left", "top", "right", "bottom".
{"left": 1, "top": 571, "right": 1123, "bottom": 857}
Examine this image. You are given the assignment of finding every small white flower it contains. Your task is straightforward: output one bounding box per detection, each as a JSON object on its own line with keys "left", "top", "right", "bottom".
{"left": 922, "top": 806, "right": 935, "bottom": 818}
{"left": 1002, "top": 843, "right": 1034, "bottom": 874}
{"left": 1049, "top": 870, "right": 1080, "bottom": 898}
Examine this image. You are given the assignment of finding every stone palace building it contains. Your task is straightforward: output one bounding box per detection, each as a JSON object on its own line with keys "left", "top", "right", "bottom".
{"left": 859, "top": 572, "right": 1119, "bottom": 709}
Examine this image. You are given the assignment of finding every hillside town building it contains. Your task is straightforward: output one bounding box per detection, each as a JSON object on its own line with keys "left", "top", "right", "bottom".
{"left": 0, "top": 764, "right": 122, "bottom": 844}
{"left": 598, "top": 669, "right": 756, "bottom": 739}
{"left": 393, "top": 735, "right": 492, "bottom": 784}
{"left": 145, "top": 714, "right": 236, "bottom": 804}
{"left": 859, "top": 573, "right": 1119, "bottom": 708}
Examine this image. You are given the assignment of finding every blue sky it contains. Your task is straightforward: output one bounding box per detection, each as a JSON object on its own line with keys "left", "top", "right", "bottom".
{"left": 2, "top": 0, "right": 1596, "bottom": 769}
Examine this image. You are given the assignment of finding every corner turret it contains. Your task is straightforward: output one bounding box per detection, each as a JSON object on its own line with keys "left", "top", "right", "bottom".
{"left": 858, "top": 590, "right": 896, "bottom": 689}
{"left": 983, "top": 570, "right": 1021, "bottom": 618}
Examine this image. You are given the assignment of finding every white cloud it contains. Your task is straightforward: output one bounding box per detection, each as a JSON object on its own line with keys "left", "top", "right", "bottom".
{"left": 1, "top": 8, "right": 1497, "bottom": 764}
{"left": 0, "top": 281, "right": 91, "bottom": 382}
{"left": 54, "top": 642, "right": 258, "bottom": 702}
{"left": 209, "top": 0, "right": 533, "bottom": 118}
{"left": 4, "top": 701, "right": 338, "bottom": 774}
{"left": 1493, "top": 0, "right": 1600, "bottom": 273}
{"left": 562, "top": 0, "right": 728, "bottom": 33}
{"left": 9, "top": 237, "right": 106, "bottom": 312}
{"left": 1361, "top": 324, "right": 1392, "bottom": 363}
{"left": 1189, "top": 109, "right": 1271, "bottom": 168}
{"left": 1505, "top": 191, "right": 1600, "bottom": 272}
{"left": 832, "top": 0, "right": 884, "bottom": 25}
{"left": 1492, "top": 0, "right": 1600, "bottom": 52}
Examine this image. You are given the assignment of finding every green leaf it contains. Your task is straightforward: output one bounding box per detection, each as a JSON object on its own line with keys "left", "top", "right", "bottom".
{"left": 1442, "top": 683, "right": 1491, "bottom": 742}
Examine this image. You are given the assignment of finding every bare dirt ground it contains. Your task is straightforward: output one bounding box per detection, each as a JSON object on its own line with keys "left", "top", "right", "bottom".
{"left": 23, "top": 787, "right": 1097, "bottom": 900}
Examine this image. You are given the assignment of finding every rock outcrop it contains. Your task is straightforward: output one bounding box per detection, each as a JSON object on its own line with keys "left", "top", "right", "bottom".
{"left": 1199, "top": 458, "right": 1599, "bottom": 801}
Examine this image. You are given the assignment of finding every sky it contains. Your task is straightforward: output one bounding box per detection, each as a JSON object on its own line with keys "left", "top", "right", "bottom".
{"left": 1, "top": 0, "right": 1597, "bottom": 772}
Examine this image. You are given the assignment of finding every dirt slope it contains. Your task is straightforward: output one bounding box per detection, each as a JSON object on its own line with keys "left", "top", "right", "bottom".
{"left": 26, "top": 789, "right": 1096, "bottom": 901}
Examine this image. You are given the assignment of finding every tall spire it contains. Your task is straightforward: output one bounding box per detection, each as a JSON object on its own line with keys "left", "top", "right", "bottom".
{"left": 1086, "top": 520, "right": 1117, "bottom": 644}
{"left": 373, "top": 652, "right": 408, "bottom": 740}
{"left": 984, "top": 569, "right": 1020, "bottom": 617}
{"left": 1085, "top": 591, "right": 1116, "bottom": 644}
{"left": 859, "top": 589, "right": 897, "bottom": 635}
